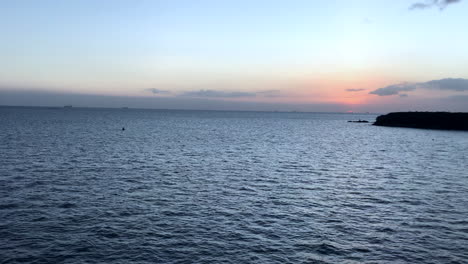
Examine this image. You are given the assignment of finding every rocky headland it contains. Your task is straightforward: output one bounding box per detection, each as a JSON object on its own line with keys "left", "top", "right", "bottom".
{"left": 373, "top": 112, "right": 468, "bottom": 131}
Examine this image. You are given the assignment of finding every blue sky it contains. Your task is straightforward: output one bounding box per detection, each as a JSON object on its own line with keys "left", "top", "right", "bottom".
{"left": 1, "top": 0, "right": 467, "bottom": 111}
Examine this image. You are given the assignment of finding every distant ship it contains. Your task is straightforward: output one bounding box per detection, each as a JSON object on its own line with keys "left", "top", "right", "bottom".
{"left": 63, "top": 105, "right": 72, "bottom": 108}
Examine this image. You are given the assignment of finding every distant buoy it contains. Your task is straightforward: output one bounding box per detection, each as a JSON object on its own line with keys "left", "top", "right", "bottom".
{"left": 122, "top": 127, "right": 125, "bottom": 131}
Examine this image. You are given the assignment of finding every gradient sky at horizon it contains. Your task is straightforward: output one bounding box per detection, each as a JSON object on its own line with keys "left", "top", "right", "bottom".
{"left": 1, "top": 0, "right": 468, "bottom": 112}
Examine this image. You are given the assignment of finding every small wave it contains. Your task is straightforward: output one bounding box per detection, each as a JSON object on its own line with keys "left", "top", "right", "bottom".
{"left": 295, "top": 242, "right": 346, "bottom": 256}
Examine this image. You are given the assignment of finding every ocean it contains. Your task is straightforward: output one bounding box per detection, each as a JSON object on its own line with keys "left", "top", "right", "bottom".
{"left": 1, "top": 106, "right": 467, "bottom": 263}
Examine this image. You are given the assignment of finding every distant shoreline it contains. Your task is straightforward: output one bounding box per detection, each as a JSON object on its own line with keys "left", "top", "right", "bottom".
{"left": 0, "top": 105, "right": 379, "bottom": 115}
{"left": 373, "top": 112, "right": 468, "bottom": 131}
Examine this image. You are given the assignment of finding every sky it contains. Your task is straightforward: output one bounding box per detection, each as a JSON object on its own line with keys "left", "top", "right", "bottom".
{"left": 1, "top": 0, "right": 468, "bottom": 112}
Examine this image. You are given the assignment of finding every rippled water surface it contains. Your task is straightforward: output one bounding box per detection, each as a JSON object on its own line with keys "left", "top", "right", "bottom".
{"left": 1, "top": 107, "right": 468, "bottom": 263}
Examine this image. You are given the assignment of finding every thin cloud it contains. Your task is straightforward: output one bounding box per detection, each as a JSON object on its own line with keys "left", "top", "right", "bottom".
{"left": 410, "top": 2, "right": 432, "bottom": 9}
{"left": 424, "top": 78, "right": 468, "bottom": 91}
{"left": 179, "top": 89, "right": 256, "bottom": 98}
{"left": 0, "top": 89, "right": 350, "bottom": 112}
{"left": 369, "top": 83, "right": 416, "bottom": 96}
{"left": 145, "top": 88, "right": 171, "bottom": 94}
{"left": 362, "top": 18, "right": 372, "bottom": 24}
{"left": 409, "top": 0, "right": 461, "bottom": 10}
{"left": 256, "top": 90, "right": 282, "bottom": 97}
{"left": 346, "top": 88, "right": 366, "bottom": 92}
{"left": 370, "top": 78, "right": 468, "bottom": 96}
{"left": 178, "top": 89, "right": 284, "bottom": 98}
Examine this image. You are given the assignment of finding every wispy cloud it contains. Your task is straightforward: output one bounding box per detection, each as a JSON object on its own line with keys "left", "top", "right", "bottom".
{"left": 145, "top": 88, "right": 171, "bottom": 95}
{"left": 256, "top": 90, "right": 282, "bottom": 97}
{"left": 369, "top": 83, "right": 416, "bottom": 96}
{"left": 409, "top": 0, "right": 461, "bottom": 10}
{"left": 179, "top": 89, "right": 256, "bottom": 98}
{"left": 370, "top": 78, "right": 468, "bottom": 96}
{"left": 362, "top": 18, "right": 372, "bottom": 24}
{"left": 178, "top": 89, "right": 283, "bottom": 99}
{"left": 346, "top": 88, "right": 366, "bottom": 92}
{"left": 424, "top": 78, "right": 468, "bottom": 91}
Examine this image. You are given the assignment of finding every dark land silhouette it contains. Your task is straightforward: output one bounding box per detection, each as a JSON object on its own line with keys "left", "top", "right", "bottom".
{"left": 374, "top": 112, "right": 468, "bottom": 131}
{"left": 348, "top": 120, "right": 369, "bottom": 123}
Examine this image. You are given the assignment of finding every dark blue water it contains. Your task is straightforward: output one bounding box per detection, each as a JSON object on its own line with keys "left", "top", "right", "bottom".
{"left": 1, "top": 107, "right": 468, "bottom": 263}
